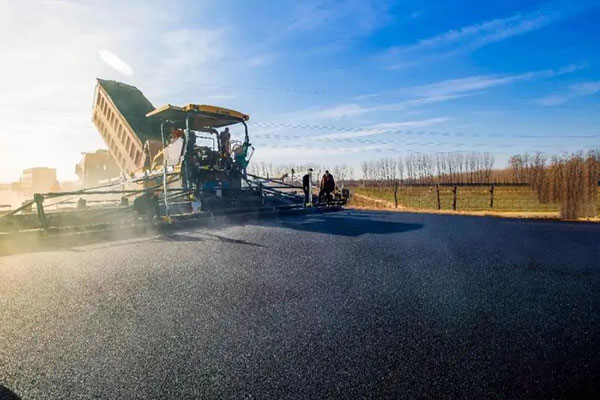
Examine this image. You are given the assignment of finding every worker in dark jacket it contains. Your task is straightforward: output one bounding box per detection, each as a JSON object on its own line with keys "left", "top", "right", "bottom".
{"left": 319, "top": 170, "right": 336, "bottom": 203}
{"left": 319, "top": 173, "right": 326, "bottom": 197}
{"left": 181, "top": 130, "right": 196, "bottom": 190}
{"left": 326, "top": 172, "right": 336, "bottom": 194}
{"left": 302, "top": 168, "right": 313, "bottom": 206}
{"left": 220, "top": 127, "right": 231, "bottom": 159}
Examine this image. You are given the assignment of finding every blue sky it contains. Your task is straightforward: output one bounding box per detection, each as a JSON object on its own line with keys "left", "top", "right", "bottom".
{"left": 0, "top": 0, "right": 599, "bottom": 181}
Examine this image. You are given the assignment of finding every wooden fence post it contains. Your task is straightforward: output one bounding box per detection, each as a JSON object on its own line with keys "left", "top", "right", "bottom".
{"left": 452, "top": 185, "right": 457, "bottom": 210}
{"left": 436, "top": 184, "right": 441, "bottom": 210}
{"left": 394, "top": 181, "right": 399, "bottom": 208}
{"left": 489, "top": 185, "right": 494, "bottom": 209}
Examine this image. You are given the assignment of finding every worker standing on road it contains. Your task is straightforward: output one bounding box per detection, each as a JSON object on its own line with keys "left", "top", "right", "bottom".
{"left": 319, "top": 171, "right": 336, "bottom": 204}
{"left": 302, "top": 168, "right": 313, "bottom": 206}
{"left": 319, "top": 171, "right": 327, "bottom": 202}
{"left": 326, "top": 171, "right": 336, "bottom": 203}
{"left": 319, "top": 170, "right": 334, "bottom": 203}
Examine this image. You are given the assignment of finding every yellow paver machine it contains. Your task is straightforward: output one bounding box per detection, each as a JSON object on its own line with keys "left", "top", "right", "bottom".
{"left": 146, "top": 104, "right": 252, "bottom": 186}
{"left": 143, "top": 103, "right": 261, "bottom": 216}
{"left": 0, "top": 80, "right": 348, "bottom": 241}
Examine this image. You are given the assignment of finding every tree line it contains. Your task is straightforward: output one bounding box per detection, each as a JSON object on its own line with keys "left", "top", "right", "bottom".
{"left": 249, "top": 151, "right": 497, "bottom": 185}
{"left": 361, "top": 152, "right": 496, "bottom": 184}
{"left": 249, "top": 148, "right": 599, "bottom": 218}
{"left": 509, "top": 150, "right": 600, "bottom": 218}
{"left": 248, "top": 162, "right": 354, "bottom": 184}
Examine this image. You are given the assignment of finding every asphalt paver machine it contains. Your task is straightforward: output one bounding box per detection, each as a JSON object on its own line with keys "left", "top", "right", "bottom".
{"left": 145, "top": 104, "right": 254, "bottom": 215}
{"left": 0, "top": 83, "right": 348, "bottom": 243}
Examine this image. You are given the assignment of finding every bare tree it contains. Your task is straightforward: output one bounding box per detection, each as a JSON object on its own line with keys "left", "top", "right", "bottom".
{"left": 397, "top": 156, "right": 404, "bottom": 183}
{"left": 332, "top": 164, "right": 352, "bottom": 185}
{"left": 510, "top": 150, "right": 599, "bottom": 218}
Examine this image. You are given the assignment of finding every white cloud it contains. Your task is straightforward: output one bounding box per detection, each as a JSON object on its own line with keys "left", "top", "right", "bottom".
{"left": 288, "top": 63, "right": 580, "bottom": 129}
{"left": 246, "top": 52, "right": 278, "bottom": 67}
{"left": 312, "top": 118, "right": 450, "bottom": 140}
{"left": 303, "top": 92, "right": 470, "bottom": 121}
{"left": 284, "top": 0, "right": 389, "bottom": 36}
{"left": 537, "top": 80, "right": 600, "bottom": 105}
{"left": 382, "top": 9, "right": 559, "bottom": 69}
{"left": 377, "top": 93, "right": 473, "bottom": 112}
{"left": 332, "top": 64, "right": 581, "bottom": 118}
{"left": 409, "top": 64, "right": 580, "bottom": 97}
{"left": 266, "top": 0, "right": 392, "bottom": 55}
{"left": 571, "top": 81, "right": 600, "bottom": 95}
{"left": 253, "top": 145, "right": 381, "bottom": 164}
{"left": 147, "top": 27, "right": 226, "bottom": 98}
{"left": 99, "top": 49, "right": 133, "bottom": 76}
{"left": 203, "top": 93, "right": 238, "bottom": 102}
{"left": 536, "top": 94, "right": 567, "bottom": 106}
{"left": 311, "top": 103, "right": 368, "bottom": 119}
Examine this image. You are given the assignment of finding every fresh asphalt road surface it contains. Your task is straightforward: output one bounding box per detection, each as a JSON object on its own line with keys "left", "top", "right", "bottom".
{"left": 1, "top": 210, "right": 599, "bottom": 399}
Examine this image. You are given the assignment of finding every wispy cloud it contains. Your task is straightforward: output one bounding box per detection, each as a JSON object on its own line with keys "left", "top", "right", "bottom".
{"left": 382, "top": 8, "right": 560, "bottom": 69}
{"left": 408, "top": 64, "right": 581, "bottom": 97}
{"left": 284, "top": 0, "right": 389, "bottom": 36}
{"left": 99, "top": 49, "right": 133, "bottom": 76}
{"left": 310, "top": 103, "right": 367, "bottom": 119}
{"left": 270, "top": 0, "right": 392, "bottom": 55}
{"left": 311, "top": 118, "right": 450, "bottom": 140}
{"left": 306, "top": 93, "right": 470, "bottom": 120}
{"left": 303, "top": 64, "right": 580, "bottom": 121}
{"left": 246, "top": 52, "right": 278, "bottom": 67}
{"left": 157, "top": 27, "right": 224, "bottom": 71}
{"left": 253, "top": 145, "right": 381, "bottom": 163}
{"left": 537, "top": 80, "right": 600, "bottom": 105}
{"left": 203, "top": 93, "right": 238, "bottom": 102}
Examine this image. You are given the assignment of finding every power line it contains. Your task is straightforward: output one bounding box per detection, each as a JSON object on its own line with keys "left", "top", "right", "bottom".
{"left": 249, "top": 121, "right": 600, "bottom": 140}
{"left": 181, "top": 82, "right": 596, "bottom": 111}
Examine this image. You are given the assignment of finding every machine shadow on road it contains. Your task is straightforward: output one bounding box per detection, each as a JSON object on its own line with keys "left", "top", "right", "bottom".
{"left": 254, "top": 213, "right": 424, "bottom": 237}
{"left": 158, "top": 232, "right": 265, "bottom": 248}
{"left": 0, "top": 226, "right": 266, "bottom": 258}
{"left": 0, "top": 384, "right": 21, "bottom": 400}
{"left": 0, "top": 211, "right": 415, "bottom": 257}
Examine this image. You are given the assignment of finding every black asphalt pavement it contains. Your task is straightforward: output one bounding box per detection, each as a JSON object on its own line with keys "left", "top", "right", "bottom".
{"left": 1, "top": 210, "right": 599, "bottom": 399}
